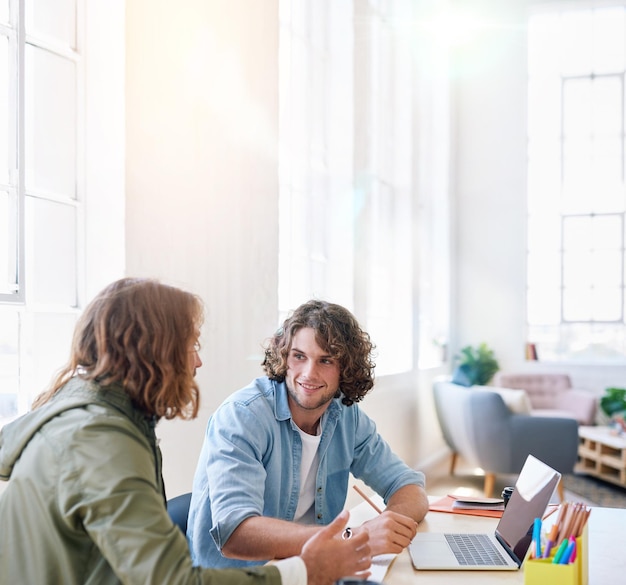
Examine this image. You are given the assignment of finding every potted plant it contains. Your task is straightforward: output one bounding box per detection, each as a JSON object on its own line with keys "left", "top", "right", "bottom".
{"left": 599, "top": 387, "right": 626, "bottom": 430}
{"left": 452, "top": 343, "right": 500, "bottom": 387}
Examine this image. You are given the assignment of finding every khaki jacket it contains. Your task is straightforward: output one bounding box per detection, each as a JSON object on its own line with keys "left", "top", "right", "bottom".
{"left": 0, "top": 378, "right": 280, "bottom": 585}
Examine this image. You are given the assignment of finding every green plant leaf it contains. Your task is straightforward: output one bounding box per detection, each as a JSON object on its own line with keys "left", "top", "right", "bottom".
{"left": 454, "top": 343, "right": 500, "bottom": 386}
{"left": 600, "top": 387, "right": 626, "bottom": 416}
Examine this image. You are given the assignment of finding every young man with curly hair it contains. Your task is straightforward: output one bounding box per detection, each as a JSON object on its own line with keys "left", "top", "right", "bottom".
{"left": 0, "top": 281, "right": 371, "bottom": 585}
{"left": 188, "top": 299, "right": 429, "bottom": 569}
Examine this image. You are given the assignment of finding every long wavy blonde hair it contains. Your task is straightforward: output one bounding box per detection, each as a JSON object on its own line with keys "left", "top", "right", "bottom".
{"left": 32, "top": 278, "right": 204, "bottom": 420}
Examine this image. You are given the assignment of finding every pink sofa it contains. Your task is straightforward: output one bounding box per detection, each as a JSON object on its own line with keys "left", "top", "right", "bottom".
{"left": 493, "top": 372, "right": 597, "bottom": 426}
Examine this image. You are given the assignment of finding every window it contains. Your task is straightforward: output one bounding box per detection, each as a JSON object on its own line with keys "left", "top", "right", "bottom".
{"left": 0, "top": 1, "right": 83, "bottom": 424}
{"left": 278, "top": 0, "right": 422, "bottom": 375}
{"left": 527, "top": 3, "right": 626, "bottom": 362}
{"left": 0, "top": 0, "right": 124, "bottom": 427}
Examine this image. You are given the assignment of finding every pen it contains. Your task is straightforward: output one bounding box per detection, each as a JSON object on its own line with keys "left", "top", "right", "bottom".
{"left": 552, "top": 539, "right": 568, "bottom": 564}
{"left": 569, "top": 537, "right": 577, "bottom": 563}
{"left": 559, "top": 537, "right": 576, "bottom": 565}
{"left": 532, "top": 517, "right": 542, "bottom": 559}
{"left": 542, "top": 524, "right": 559, "bottom": 558}
{"left": 352, "top": 485, "right": 383, "bottom": 514}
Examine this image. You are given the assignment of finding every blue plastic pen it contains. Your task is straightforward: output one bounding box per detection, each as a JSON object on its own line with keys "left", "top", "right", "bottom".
{"left": 532, "top": 517, "right": 542, "bottom": 559}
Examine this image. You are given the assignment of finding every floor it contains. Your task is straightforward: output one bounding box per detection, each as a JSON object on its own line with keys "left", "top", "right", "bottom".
{"left": 346, "top": 453, "right": 594, "bottom": 512}
{"left": 346, "top": 456, "right": 517, "bottom": 511}
{"left": 426, "top": 454, "right": 595, "bottom": 506}
{"left": 426, "top": 456, "right": 518, "bottom": 499}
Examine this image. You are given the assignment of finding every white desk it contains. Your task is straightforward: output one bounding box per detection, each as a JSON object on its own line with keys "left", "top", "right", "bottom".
{"left": 348, "top": 498, "right": 626, "bottom": 584}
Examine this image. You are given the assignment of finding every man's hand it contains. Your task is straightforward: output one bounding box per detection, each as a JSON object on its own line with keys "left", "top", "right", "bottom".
{"left": 300, "top": 510, "right": 371, "bottom": 585}
{"left": 357, "top": 510, "right": 418, "bottom": 555}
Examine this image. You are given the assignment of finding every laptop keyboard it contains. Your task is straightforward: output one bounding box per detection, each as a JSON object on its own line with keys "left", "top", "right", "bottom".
{"left": 445, "top": 534, "right": 508, "bottom": 566}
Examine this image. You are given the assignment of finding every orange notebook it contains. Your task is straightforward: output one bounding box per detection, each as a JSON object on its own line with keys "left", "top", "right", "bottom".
{"left": 429, "top": 495, "right": 504, "bottom": 518}
{"left": 429, "top": 496, "right": 559, "bottom": 520}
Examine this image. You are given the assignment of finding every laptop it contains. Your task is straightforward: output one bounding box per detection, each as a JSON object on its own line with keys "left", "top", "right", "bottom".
{"left": 409, "top": 455, "right": 561, "bottom": 571}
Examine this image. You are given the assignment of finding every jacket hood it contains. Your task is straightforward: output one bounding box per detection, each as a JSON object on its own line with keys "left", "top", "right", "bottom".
{"left": 0, "top": 378, "right": 145, "bottom": 481}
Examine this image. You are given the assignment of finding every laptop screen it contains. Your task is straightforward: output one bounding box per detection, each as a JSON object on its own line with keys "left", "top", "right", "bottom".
{"left": 494, "top": 455, "right": 561, "bottom": 566}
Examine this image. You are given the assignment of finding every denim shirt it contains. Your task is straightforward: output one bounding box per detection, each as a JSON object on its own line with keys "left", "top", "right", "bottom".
{"left": 187, "top": 376, "right": 425, "bottom": 568}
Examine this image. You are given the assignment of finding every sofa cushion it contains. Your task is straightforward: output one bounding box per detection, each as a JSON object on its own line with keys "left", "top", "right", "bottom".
{"left": 493, "top": 373, "right": 571, "bottom": 409}
{"left": 474, "top": 385, "right": 533, "bottom": 415}
{"left": 531, "top": 409, "right": 577, "bottom": 420}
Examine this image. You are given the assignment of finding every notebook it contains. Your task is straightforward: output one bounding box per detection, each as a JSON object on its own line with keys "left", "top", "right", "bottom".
{"left": 409, "top": 455, "right": 561, "bottom": 571}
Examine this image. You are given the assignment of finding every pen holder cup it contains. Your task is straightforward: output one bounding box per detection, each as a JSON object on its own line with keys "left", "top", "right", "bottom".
{"left": 524, "top": 526, "right": 588, "bottom": 585}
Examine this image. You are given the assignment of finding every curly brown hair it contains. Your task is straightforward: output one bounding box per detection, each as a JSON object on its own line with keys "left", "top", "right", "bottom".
{"left": 262, "top": 300, "right": 375, "bottom": 406}
{"left": 32, "top": 278, "right": 204, "bottom": 420}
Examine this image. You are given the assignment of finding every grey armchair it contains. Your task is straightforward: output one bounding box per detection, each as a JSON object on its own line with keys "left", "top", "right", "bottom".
{"left": 433, "top": 378, "right": 579, "bottom": 499}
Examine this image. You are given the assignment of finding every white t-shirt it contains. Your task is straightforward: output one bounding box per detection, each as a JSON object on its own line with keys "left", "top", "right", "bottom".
{"left": 293, "top": 425, "right": 321, "bottom": 524}
{"left": 275, "top": 425, "right": 322, "bottom": 585}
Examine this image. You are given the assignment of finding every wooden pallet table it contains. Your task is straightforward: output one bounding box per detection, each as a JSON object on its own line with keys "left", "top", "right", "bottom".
{"left": 576, "top": 425, "right": 626, "bottom": 488}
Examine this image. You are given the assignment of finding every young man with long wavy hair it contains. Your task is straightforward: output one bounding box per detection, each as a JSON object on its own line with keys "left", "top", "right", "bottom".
{"left": 0, "top": 279, "right": 370, "bottom": 585}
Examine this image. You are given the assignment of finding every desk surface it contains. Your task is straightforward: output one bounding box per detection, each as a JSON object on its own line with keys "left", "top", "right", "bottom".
{"left": 348, "top": 498, "right": 626, "bottom": 584}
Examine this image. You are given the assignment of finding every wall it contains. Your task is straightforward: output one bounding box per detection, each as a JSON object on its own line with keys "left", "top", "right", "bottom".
{"left": 84, "top": 0, "right": 126, "bottom": 300}
{"left": 125, "top": 0, "right": 281, "bottom": 497}
{"left": 126, "top": 0, "right": 626, "bottom": 501}
{"left": 452, "top": 0, "right": 529, "bottom": 368}
{"left": 123, "top": 0, "right": 452, "bottom": 497}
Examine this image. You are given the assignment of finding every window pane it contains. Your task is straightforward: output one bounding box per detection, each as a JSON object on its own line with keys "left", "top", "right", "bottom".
{"left": 0, "top": 190, "right": 18, "bottom": 295}
{"left": 592, "top": 137, "right": 622, "bottom": 189}
{"left": 0, "top": 34, "right": 9, "bottom": 185}
{"left": 561, "top": 10, "right": 593, "bottom": 76}
{"left": 591, "top": 181, "right": 624, "bottom": 214}
{"left": 591, "top": 77, "right": 622, "bottom": 136}
{"left": 0, "top": 310, "right": 18, "bottom": 424}
{"left": 528, "top": 77, "right": 561, "bottom": 138}
{"left": 563, "top": 251, "right": 592, "bottom": 287}
{"left": 0, "top": 1, "right": 7, "bottom": 24}
{"left": 25, "top": 0, "right": 77, "bottom": 50}
{"left": 563, "top": 78, "right": 592, "bottom": 137}
{"left": 25, "top": 45, "right": 76, "bottom": 196}
{"left": 527, "top": 215, "right": 561, "bottom": 251}
{"left": 364, "top": 182, "right": 412, "bottom": 374}
{"left": 592, "top": 250, "right": 622, "bottom": 287}
{"left": 563, "top": 287, "right": 592, "bottom": 321}
{"left": 290, "top": 0, "right": 308, "bottom": 39}
{"left": 528, "top": 13, "right": 560, "bottom": 77}
{"left": 20, "top": 311, "right": 76, "bottom": 406}
{"left": 592, "top": 287, "right": 622, "bottom": 321}
{"left": 25, "top": 197, "right": 77, "bottom": 306}
{"left": 527, "top": 288, "right": 560, "bottom": 325}
{"left": 563, "top": 216, "right": 592, "bottom": 250}
{"left": 592, "top": 214, "right": 622, "bottom": 248}
{"left": 592, "top": 7, "right": 625, "bottom": 74}
{"left": 562, "top": 139, "right": 592, "bottom": 189}
{"left": 527, "top": 151, "right": 561, "bottom": 215}
{"left": 527, "top": 251, "right": 560, "bottom": 289}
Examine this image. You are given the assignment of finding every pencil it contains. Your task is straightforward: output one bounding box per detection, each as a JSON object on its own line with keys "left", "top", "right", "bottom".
{"left": 352, "top": 484, "right": 383, "bottom": 514}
